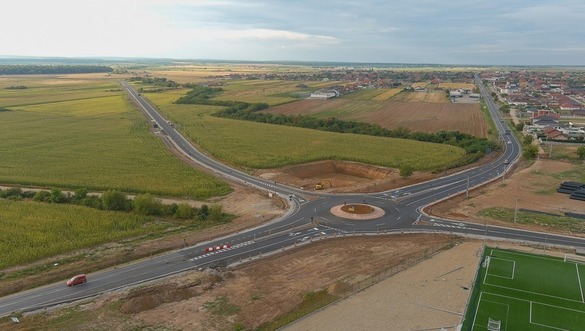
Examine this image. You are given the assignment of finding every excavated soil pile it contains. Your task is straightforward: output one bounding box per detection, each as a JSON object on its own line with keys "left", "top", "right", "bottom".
{"left": 255, "top": 159, "right": 446, "bottom": 193}
{"left": 284, "top": 160, "right": 390, "bottom": 179}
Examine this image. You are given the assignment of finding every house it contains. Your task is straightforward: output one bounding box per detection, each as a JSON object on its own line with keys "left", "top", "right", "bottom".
{"left": 542, "top": 127, "right": 566, "bottom": 140}
{"left": 531, "top": 109, "right": 560, "bottom": 120}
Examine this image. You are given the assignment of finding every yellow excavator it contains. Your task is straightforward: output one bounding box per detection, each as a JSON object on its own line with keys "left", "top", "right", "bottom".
{"left": 315, "top": 180, "right": 332, "bottom": 190}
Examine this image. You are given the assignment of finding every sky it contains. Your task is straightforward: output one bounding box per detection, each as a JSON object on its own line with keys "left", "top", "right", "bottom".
{"left": 3, "top": 0, "right": 585, "bottom": 65}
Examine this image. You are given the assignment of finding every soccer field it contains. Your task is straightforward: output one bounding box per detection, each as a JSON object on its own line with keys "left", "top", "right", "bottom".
{"left": 462, "top": 247, "right": 585, "bottom": 330}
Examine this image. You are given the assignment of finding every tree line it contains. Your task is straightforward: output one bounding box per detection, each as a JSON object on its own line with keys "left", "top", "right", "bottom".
{"left": 128, "top": 76, "right": 179, "bottom": 88}
{"left": 0, "top": 187, "right": 230, "bottom": 222}
{"left": 0, "top": 65, "right": 113, "bottom": 75}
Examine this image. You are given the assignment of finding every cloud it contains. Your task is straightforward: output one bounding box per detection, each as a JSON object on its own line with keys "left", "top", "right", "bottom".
{"left": 221, "top": 29, "right": 339, "bottom": 44}
{"left": 2, "top": 0, "right": 585, "bottom": 64}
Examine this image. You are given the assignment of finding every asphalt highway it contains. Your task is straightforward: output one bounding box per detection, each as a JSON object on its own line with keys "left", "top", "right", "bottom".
{"left": 2, "top": 77, "right": 585, "bottom": 317}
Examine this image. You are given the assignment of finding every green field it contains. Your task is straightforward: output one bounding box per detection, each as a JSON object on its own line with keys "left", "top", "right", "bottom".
{"left": 143, "top": 91, "right": 466, "bottom": 171}
{"left": 463, "top": 247, "right": 585, "bottom": 330}
{"left": 0, "top": 80, "right": 231, "bottom": 198}
{"left": 0, "top": 199, "right": 171, "bottom": 269}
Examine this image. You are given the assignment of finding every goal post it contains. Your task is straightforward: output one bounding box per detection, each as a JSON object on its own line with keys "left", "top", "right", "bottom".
{"left": 564, "top": 253, "right": 585, "bottom": 264}
{"left": 483, "top": 255, "right": 491, "bottom": 268}
{"left": 487, "top": 317, "right": 501, "bottom": 331}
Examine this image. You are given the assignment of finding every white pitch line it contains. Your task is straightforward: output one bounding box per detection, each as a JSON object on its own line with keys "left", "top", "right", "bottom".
{"left": 471, "top": 291, "right": 483, "bottom": 330}
{"left": 577, "top": 263, "right": 584, "bottom": 303}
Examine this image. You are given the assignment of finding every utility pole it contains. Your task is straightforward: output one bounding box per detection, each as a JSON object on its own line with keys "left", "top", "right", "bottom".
{"left": 466, "top": 176, "right": 470, "bottom": 198}
{"left": 484, "top": 218, "right": 488, "bottom": 245}
{"left": 514, "top": 198, "right": 518, "bottom": 223}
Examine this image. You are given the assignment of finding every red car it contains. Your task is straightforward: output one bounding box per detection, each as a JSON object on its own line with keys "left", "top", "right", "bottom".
{"left": 66, "top": 274, "right": 87, "bottom": 286}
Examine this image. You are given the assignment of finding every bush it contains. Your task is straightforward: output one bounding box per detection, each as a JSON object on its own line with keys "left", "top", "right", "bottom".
{"left": 133, "top": 193, "right": 163, "bottom": 215}
{"left": 523, "top": 145, "right": 538, "bottom": 159}
{"left": 49, "top": 188, "right": 67, "bottom": 203}
{"left": 80, "top": 196, "right": 103, "bottom": 209}
{"left": 399, "top": 165, "right": 414, "bottom": 178}
{"left": 199, "top": 204, "right": 210, "bottom": 220}
{"left": 209, "top": 204, "right": 224, "bottom": 222}
{"left": 33, "top": 190, "right": 52, "bottom": 202}
{"left": 73, "top": 188, "right": 88, "bottom": 202}
{"left": 1, "top": 187, "right": 23, "bottom": 199}
{"left": 101, "top": 190, "right": 131, "bottom": 211}
{"left": 22, "top": 190, "right": 36, "bottom": 199}
{"left": 166, "top": 203, "right": 178, "bottom": 216}
{"left": 174, "top": 202, "right": 194, "bottom": 219}
{"left": 578, "top": 146, "right": 585, "bottom": 160}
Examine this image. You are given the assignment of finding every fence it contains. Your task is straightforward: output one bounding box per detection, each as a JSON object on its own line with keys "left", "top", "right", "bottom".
{"left": 459, "top": 244, "right": 486, "bottom": 328}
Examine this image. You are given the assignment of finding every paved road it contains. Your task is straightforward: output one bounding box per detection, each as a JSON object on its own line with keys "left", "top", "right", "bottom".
{"left": 2, "top": 76, "right": 585, "bottom": 317}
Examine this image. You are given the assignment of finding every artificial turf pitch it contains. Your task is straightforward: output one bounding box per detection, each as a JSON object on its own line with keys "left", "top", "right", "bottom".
{"left": 462, "top": 247, "right": 585, "bottom": 330}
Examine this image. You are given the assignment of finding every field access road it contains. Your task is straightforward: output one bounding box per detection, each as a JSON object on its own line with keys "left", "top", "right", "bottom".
{"left": 1, "top": 78, "right": 584, "bottom": 318}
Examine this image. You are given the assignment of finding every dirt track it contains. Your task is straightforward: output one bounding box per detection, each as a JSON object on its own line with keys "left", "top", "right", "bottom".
{"left": 285, "top": 241, "right": 483, "bottom": 331}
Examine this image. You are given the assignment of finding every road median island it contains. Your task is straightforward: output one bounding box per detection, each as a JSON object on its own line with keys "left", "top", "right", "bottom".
{"left": 330, "top": 203, "right": 385, "bottom": 220}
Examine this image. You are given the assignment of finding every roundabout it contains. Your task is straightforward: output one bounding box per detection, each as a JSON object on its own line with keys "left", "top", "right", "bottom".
{"left": 330, "top": 203, "right": 386, "bottom": 220}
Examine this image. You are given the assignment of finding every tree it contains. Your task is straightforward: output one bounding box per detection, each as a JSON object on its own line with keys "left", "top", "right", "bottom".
{"left": 522, "top": 145, "right": 538, "bottom": 159}
{"left": 101, "top": 190, "right": 130, "bottom": 211}
{"left": 49, "top": 188, "right": 66, "bottom": 203}
{"left": 73, "top": 188, "right": 88, "bottom": 201}
{"left": 133, "top": 193, "right": 162, "bottom": 215}
{"left": 577, "top": 146, "right": 585, "bottom": 160}
{"left": 523, "top": 135, "right": 533, "bottom": 145}
{"left": 516, "top": 122, "right": 524, "bottom": 131}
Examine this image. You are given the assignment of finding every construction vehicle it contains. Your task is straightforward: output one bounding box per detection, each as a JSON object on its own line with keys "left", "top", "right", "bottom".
{"left": 315, "top": 180, "right": 332, "bottom": 190}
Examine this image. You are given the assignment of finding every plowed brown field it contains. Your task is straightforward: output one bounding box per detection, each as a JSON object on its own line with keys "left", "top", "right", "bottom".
{"left": 268, "top": 99, "right": 487, "bottom": 137}
{"left": 356, "top": 101, "right": 487, "bottom": 137}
